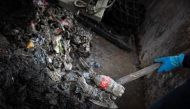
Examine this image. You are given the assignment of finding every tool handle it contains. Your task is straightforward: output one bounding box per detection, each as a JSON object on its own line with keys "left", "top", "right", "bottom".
{"left": 116, "top": 63, "right": 160, "bottom": 85}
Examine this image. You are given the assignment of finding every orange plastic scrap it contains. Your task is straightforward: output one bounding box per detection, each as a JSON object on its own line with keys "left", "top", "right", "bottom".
{"left": 26, "top": 40, "right": 34, "bottom": 48}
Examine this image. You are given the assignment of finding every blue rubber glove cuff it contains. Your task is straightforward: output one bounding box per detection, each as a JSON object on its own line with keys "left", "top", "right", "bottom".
{"left": 170, "top": 53, "right": 184, "bottom": 67}
{"left": 154, "top": 53, "right": 185, "bottom": 74}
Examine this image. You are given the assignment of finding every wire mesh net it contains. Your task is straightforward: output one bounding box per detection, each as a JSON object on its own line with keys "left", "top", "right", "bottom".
{"left": 102, "top": 0, "right": 145, "bottom": 36}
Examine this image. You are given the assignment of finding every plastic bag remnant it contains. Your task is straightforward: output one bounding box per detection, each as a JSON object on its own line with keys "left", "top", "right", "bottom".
{"left": 53, "top": 35, "right": 64, "bottom": 54}
{"left": 94, "top": 75, "right": 125, "bottom": 97}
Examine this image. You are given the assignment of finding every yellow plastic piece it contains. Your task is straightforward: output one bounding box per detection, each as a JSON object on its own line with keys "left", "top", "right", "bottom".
{"left": 26, "top": 40, "right": 34, "bottom": 48}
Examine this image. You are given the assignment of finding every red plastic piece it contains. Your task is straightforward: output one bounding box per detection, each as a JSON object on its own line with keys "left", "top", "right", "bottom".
{"left": 99, "top": 76, "right": 111, "bottom": 90}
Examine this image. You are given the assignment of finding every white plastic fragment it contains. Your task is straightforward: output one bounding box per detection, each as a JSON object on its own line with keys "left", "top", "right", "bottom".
{"left": 53, "top": 35, "right": 63, "bottom": 53}
{"left": 94, "top": 75, "right": 125, "bottom": 97}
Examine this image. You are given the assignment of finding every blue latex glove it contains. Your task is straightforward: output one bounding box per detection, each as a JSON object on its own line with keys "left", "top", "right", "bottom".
{"left": 154, "top": 53, "right": 185, "bottom": 74}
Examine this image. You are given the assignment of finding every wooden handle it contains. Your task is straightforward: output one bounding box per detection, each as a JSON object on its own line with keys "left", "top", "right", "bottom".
{"left": 116, "top": 63, "right": 160, "bottom": 85}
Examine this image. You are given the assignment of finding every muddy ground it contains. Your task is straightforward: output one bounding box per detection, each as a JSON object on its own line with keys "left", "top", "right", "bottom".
{"left": 138, "top": 0, "right": 190, "bottom": 108}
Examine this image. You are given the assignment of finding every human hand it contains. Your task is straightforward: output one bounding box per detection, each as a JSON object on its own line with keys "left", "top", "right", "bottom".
{"left": 154, "top": 54, "right": 184, "bottom": 74}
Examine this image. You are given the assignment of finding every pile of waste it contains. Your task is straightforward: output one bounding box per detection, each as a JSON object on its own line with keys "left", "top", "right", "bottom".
{"left": 0, "top": 0, "right": 125, "bottom": 109}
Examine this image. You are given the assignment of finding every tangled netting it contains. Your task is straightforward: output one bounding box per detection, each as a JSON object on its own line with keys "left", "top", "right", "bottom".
{"left": 103, "top": 0, "right": 145, "bottom": 36}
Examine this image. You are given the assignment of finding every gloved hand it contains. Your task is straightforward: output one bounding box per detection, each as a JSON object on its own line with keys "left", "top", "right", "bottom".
{"left": 154, "top": 53, "right": 185, "bottom": 74}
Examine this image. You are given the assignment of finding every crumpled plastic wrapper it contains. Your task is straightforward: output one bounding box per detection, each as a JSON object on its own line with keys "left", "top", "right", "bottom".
{"left": 94, "top": 75, "right": 125, "bottom": 97}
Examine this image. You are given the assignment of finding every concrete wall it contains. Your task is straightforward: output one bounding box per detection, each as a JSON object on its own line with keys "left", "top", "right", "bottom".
{"left": 138, "top": 0, "right": 190, "bottom": 66}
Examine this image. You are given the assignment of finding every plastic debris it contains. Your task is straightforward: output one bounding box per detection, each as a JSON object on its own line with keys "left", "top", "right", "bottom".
{"left": 53, "top": 35, "right": 64, "bottom": 53}
{"left": 54, "top": 28, "right": 63, "bottom": 35}
{"left": 60, "top": 17, "right": 73, "bottom": 30}
{"left": 33, "top": 0, "right": 48, "bottom": 7}
{"left": 78, "top": 76, "right": 118, "bottom": 108}
{"left": 26, "top": 40, "right": 35, "bottom": 48}
{"left": 94, "top": 75, "right": 125, "bottom": 97}
{"left": 32, "top": 34, "right": 45, "bottom": 46}
{"left": 30, "top": 20, "right": 37, "bottom": 33}
{"left": 33, "top": 48, "right": 48, "bottom": 64}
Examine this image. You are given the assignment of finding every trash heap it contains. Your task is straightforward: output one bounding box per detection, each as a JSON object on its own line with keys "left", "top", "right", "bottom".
{"left": 0, "top": 0, "right": 125, "bottom": 109}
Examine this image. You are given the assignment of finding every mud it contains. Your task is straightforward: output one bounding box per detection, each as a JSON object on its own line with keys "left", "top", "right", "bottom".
{"left": 0, "top": 53, "right": 93, "bottom": 109}
{"left": 138, "top": 0, "right": 190, "bottom": 107}
{"left": 0, "top": 1, "right": 94, "bottom": 109}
